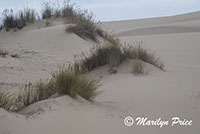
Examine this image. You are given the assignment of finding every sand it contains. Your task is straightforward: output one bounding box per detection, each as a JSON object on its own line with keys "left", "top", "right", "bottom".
{"left": 0, "top": 12, "right": 200, "bottom": 134}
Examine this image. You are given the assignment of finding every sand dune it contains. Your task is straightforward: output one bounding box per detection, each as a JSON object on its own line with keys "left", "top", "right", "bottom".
{"left": 116, "top": 25, "right": 200, "bottom": 36}
{"left": 0, "top": 12, "right": 200, "bottom": 134}
{"left": 103, "top": 11, "right": 200, "bottom": 34}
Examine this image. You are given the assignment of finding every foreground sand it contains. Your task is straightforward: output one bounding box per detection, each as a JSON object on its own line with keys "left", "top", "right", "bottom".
{"left": 0, "top": 12, "right": 200, "bottom": 134}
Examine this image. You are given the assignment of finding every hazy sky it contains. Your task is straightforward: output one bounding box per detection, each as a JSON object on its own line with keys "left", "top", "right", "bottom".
{"left": 0, "top": 0, "right": 200, "bottom": 22}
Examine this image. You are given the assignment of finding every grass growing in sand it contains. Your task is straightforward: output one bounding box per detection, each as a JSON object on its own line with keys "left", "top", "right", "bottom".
{"left": 0, "top": 67, "right": 99, "bottom": 113}
{"left": 123, "top": 45, "right": 165, "bottom": 70}
{"left": 131, "top": 60, "right": 146, "bottom": 75}
{"left": 73, "top": 43, "right": 165, "bottom": 74}
{"left": 1, "top": 1, "right": 104, "bottom": 42}
{"left": 52, "top": 67, "right": 99, "bottom": 100}
{"left": 15, "top": 81, "right": 56, "bottom": 111}
{"left": 2, "top": 8, "right": 36, "bottom": 31}
{"left": 0, "top": 90, "right": 15, "bottom": 111}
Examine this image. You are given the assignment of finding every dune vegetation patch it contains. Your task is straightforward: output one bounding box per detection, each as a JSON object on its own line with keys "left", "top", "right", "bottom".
{"left": 122, "top": 45, "right": 165, "bottom": 71}
{"left": 53, "top": 67, "right": 99, "bottom": 100}
{"left": 73, "top": 42, "right": 165, "bottom": 74}
{"left": 131, "top": 60, "right": 146, "bottom": 75}
{"left": 0, "top": 90, "right": 15, "bottom": 112}
{"left": 66, "top": 21, "right": 103, "bottom": 42}
{"left": 0, "top": 66, "right": 99, "bottom": 113}
{"left": 2, "top": 8, "right": 36, "bottom": 31}
{"left": 1, "top": 1, "right": 104, "bottom": 42}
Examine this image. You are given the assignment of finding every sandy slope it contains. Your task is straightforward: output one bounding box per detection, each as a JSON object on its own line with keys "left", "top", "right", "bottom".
{"left": 1, "top": 12, "right": 200, "bottom": 134}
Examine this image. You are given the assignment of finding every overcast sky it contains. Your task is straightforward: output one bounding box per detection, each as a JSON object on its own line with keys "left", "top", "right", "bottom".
{"left": 0, "top": 0, "right": 200, "bottom": 22}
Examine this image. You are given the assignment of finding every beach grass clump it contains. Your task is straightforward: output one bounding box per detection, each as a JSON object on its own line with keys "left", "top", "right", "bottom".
{"left": 54, "top": 69, "right": 79, "bottom": 96}
{"left": 2, "top": 8, "right": 36, "bottom": 31}
{"left": 0, "top": 90, "right": 15, "bottom": 111}
{"left": 17, "top": 8, "right": 36, "bottom": 29}
{"left": 74, "top": 43, "right": 164, "bottom": 73}
{"left": 61, "top": 1, "right": 103, "bottom": 41}
{"left": 65, "top": 10, "right": 102, "bottom": 41}
{"left": 131, "top": 60, "right": 146, "bottom": 75}
{"left": 53, "top": 67, "right": 99, "bottom": 100}
{"left": 2, "top": 10, "right": 17, "bottom": 31}
{"left": 62, "top": 0, "right": 77, "bottom": 22}
{"left": 15, "top": 81, "right": 56, "bottom": 111}
{"left": 42, "top": 2, "right": 53, "bottom": 19}
{"left": 66, "top": 21, "right": 99, "bottom": 41}
{"left": 123, "top": 45, "right": 165, "bottom": 70}
{"left": 77, "top": 78, "right": 99, "bottom": 101}
{"left": 74, "top": 44, "right": 123, "bottom": 73}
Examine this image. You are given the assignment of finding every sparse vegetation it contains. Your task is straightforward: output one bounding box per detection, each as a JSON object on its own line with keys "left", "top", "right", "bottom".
{"left": 66, "top": 22, "right": 101, "bottom": 42}
{"left": 15, "top": 81, "right": 56, "bottom": 111}
{"left": 77, "top": 78, "right": 99, "bottom": 101}
{"left": 73, "top": 44, "right": 122, "bottom": 73}
{"left": 1, "top": 1, "right": 103, "bottom": 41}
{"left": 2, "top": 8, "right": 36, "bottom": 31}
{"left": 53, "top": 67, "right": 99, "bottom": 99}
{"left": 0, "top": 90, "right": 15, "bottom": 111}
{"left": 63, "top": 1, "right": 103, "bottom": 41}
{"left": 122, "top": 45, "right": 165, "bottom": 70}
{"left": 131, "top": 60, "right": 146, "bottom": 75}
{"left": 54, "top": 69, "right": 79, "bottom": 96}
{"left": 42, "top": 2, "right": 53, "bottom": 19}
{"left": 73, "top": 43, "right": 164, "bottom": 74}
{"left": 0, "top": 66, "right": 99, "bottom": 113}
